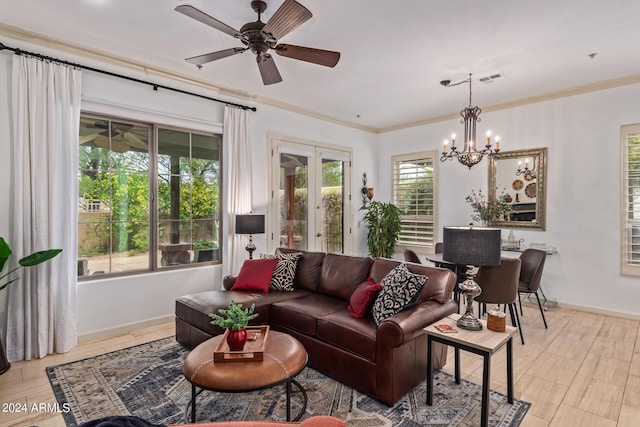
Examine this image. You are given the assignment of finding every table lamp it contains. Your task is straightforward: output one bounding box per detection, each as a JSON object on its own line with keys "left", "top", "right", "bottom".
{"left": 443, "top": 225, "right": 501, "bottom": 330}
{"left": 235, "top": 214, "right": 265, "bottom": 259}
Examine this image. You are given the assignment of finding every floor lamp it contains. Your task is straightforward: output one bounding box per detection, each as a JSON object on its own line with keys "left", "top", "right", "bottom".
{"left": 235, "top": 214, "right": 266, "bottom": 259}
{"left": 443, "top": 226, "right": 501, "bottom": 330}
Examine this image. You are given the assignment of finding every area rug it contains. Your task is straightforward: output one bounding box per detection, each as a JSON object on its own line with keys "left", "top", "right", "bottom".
{"left": 46, "top": 337, "right": 530, "bottom": 426}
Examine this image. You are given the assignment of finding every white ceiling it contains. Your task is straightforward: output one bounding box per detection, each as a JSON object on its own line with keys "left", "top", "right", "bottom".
{"left": 2, "top": 0, "right": 640, "bottom": 131}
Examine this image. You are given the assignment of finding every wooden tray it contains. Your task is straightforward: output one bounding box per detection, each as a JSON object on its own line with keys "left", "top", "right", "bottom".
{"left": 213, "top": 325, "right": 270, "bottom": 362}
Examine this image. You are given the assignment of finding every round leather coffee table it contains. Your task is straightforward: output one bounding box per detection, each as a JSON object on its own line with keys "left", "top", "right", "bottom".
{"left": 183, "top": 330, "right": 308, "bottom": 423}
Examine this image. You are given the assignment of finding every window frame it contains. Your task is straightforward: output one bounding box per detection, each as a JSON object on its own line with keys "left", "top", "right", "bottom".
{"left": 391, "top": 150, "right": 439, "bottom": 253}
{"left": 77, "top": 110, "right": 223, "bottom": 280}
{"left": 621, "top": 123, "right": 640, "bottom": 276}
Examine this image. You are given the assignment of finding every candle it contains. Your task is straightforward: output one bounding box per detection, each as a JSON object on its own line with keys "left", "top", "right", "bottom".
{"left": 525, "top": 160, "right": 529, "bottom": 169}
{"left": 486, "top": 131, "right": 491, "bottom": 145}
{"left": 518, "top": 160, "right": 522, "bottom": 171}
{"left": 451, "top": 133, "right": 456, "bottom": 148}
{"left": 443, "top": 139, "right": 448, "bottom": 154}
{"left": 495, "top": 136, "right": 500, "bottom": 150}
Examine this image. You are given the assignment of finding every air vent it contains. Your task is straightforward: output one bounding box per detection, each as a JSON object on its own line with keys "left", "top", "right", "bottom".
{"left": 479, "top": 73, "right": 503, "bottom": 84}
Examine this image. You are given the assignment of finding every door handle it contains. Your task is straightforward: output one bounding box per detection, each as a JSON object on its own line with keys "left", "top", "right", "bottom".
{"left": 316, "top": 233, "right": 322, "bottom": 237}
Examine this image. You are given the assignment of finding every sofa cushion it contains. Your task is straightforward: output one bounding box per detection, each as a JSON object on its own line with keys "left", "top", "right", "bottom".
{"left": 231, "top": 258, "right": 279, "bottom": 292}
{"left": 348, "top": 278, "right": 382, "bottom": 318}
{"left": 270, "top": 294, "right": 348, "bottom": 336}
{"left": 370, "top": 258, "right": 453, "bottom": 304}
{"left": 269, "top": 251, "right": 302, "bottom": 291}
{"left": 175, "top": 290, "right": 311, "bottom": 336}
{"left": 276, "top": 248, "right": 325, "bottom": 292}
{"left": 317, "top": 253, "right": 373, "bottom": 301}
{"left": 372, "top": 263, "right": 427, "bottom": 325}
{"left": 316, "top": 310, "right": 378, "bottom": 362}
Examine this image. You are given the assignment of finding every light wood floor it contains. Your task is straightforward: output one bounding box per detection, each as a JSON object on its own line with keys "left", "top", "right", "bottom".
{"left": 1, "top": 303, "right": 638, "bottom": 427}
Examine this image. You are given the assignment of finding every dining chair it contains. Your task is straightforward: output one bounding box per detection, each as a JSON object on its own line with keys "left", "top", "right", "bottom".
{"left": 517, "top": 248, "right": 548, "bottom": 329}
{"left": 435, "top": 242, "right": 443, "bottom": 254}
{"left": 475, "top": 257, "right": 524, "bottom": 344}
{"left": 403, "top": 249, "right": 422, "bottom": 264}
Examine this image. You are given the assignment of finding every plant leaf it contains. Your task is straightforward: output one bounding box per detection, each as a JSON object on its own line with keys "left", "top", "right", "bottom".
{"left": 19, "top": 249, "right": 63, "bottom": 267}
{"left": 0, "top": 237, "right": 12, "bottom": 273}
{"left": 0, "top": 277, "right": 19, "bottom": 292}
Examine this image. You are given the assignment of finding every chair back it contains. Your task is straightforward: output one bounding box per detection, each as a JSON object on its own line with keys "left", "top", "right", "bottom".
{"left": 403, "top": 249, "right": 422, "bottom": 264}
{"left": 435, "top": 242, "right": 443, "bottom": 254}
{"left": 519, "top": 249, "right": 547, "bottom": 292}
{"left": 475, "top": 257, "right": 522, "bottom": 304}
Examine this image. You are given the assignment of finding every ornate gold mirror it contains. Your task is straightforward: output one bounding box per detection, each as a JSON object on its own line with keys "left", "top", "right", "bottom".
{"left": 488, "top": 147, "right": 547, "bottom": 230}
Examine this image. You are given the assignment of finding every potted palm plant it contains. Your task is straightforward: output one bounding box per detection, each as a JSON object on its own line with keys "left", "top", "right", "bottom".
{"left": 208, "top": 300, "right": 258, "bottom": 351}
{"left": 360, "top": 201, "right": 402, "bottom": 258}
{"left": 1, "top": 237, "right": 62, "bottom": 374}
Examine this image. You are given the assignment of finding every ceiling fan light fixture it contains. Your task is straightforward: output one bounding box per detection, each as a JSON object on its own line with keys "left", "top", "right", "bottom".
{"left": 175, "top": 0, "right": 339, "bottom": 85}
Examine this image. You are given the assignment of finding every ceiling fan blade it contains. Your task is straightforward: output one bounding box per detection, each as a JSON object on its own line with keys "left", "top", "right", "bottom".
{"left": 122, "top": 132, "right": 148, "bottom": 150}
{"left": 186, "top": 47, "right": 247, "bottom": 66}
{"left": 175, "top": 5, "right": 242, "bottom": 38}
{"left": 79, "top": 133, "right": 98, "bottom": 145}
{"left": 275, "top": 44, "right": 340, "bottom": 67}
{"left": 257, "top": 55, "right": 283, "bottom": 85}
{"left": 262, "top": 0, "right": 312, "bottom": 41}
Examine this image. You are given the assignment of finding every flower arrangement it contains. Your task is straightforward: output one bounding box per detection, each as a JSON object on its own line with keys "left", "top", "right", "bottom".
{"left": 465, "top": 188, "right": 512, "bottom": 225}
{"left": 208, "top": 300, "right": 258, "bottom": 331}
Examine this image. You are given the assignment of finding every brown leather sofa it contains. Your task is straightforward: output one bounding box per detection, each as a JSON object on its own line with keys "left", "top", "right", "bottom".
{"left": 175, "top": 249, "right": 457, "bottom": 406}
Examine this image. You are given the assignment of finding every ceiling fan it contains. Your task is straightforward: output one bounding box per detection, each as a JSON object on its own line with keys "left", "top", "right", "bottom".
{"left": 175, "top": 0, "right": 341, "bottom": 85}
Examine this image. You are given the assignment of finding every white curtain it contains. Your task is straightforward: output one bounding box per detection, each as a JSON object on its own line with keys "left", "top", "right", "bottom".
{"left": 223, "top": 106, "right": 252, "bottom": 276}
{"left": 6, "top": 56, "right": 82, "bottom": 361}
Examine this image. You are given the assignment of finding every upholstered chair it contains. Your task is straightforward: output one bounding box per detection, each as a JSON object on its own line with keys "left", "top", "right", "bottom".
{"left": 474, "top": 257, "right": 524, "bottom": 344}
{"left": 518, "top": 249, "right": 548, "bottom": 329}
{"left": 403, "top": 249, "right": 422, "bottom": 264}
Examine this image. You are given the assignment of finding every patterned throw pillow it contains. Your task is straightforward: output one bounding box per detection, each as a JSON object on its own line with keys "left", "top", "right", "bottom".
{"left": 372, "top": 263, "right": 428, "bottom": 326}
{"left": 269, "top": 252, "right": 302, "bottom": 291}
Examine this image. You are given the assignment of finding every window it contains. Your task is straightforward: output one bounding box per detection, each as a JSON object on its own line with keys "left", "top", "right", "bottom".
{"left": 78, "top": 114, "right": 221, "bottom": 278}
{"left": 392, "top": 151, "right": 438, "bottom": 251}
{"left": 621, "top": 124, "right": 640, "bottom": 276}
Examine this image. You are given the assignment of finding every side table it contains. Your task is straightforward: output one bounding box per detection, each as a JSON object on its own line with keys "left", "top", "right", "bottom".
{"left": 424, "top": 314, "right": 518, "bottom": 427}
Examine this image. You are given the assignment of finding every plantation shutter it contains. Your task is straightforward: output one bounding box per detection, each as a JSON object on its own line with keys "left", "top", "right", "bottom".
{"left": 622, "top": 124, "right": 640, "bottom": 276}
{"left": 392, "top": 151, "right": 438, "bottom": 250}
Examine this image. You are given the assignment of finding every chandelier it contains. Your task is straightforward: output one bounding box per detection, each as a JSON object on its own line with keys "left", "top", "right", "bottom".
{"left": 440, "top": 74, "right": 500, "bottom": 169}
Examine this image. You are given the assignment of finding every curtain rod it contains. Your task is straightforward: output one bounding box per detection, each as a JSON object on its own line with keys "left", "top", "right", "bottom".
{"left": 0, "top": 42, "right": 257, "bottom": 112}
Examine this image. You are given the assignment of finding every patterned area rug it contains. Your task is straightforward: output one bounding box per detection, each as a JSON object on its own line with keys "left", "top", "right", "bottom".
{"left": 46, "top": 337, "right": 530, "bottom": 426}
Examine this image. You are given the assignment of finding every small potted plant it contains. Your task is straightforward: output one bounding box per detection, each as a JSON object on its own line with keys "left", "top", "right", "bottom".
{"left": 208, "top": 300, "right": 258, "bottom": 351}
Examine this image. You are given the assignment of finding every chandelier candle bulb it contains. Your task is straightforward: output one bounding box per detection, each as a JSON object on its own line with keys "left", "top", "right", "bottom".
{"left": 486, "top": 131, "right": 491, "bottom": 145}
{"left": 443, "top": 140, "right": 448, "bottom": 153}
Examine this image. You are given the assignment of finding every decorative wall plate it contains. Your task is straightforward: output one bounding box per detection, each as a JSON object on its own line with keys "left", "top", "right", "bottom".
{"left": 525, "top": 182, "right": 536, "bottom": 198}
{"left": 512, "top": 179, "right": 524, "bottom": 191}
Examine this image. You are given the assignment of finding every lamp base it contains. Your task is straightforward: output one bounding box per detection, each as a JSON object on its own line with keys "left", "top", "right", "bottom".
{"left": 456, "top": 268, "right": 483, "bottom": 331}
{"left": 245, "top": 235, "right": 256, "bottom": 260}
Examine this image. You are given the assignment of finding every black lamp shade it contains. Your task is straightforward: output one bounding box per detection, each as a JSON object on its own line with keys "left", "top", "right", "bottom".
{"left": 235, "top": 214, "right": 265, "bottom": 235}
{"left": 442, "top": 226, "right": 501, "bottom": 266}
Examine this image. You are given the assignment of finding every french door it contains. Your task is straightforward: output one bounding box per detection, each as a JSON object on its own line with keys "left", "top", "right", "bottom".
{"left": 268, "top": 135, "right": 352, "bottom": 253}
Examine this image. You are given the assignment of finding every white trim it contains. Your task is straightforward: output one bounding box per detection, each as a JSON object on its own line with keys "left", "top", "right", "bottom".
{"left": 82, "top": 98, "right": 223, "bottom": 134}
{"left": 78, "top": 314, "right": 175, "bottom": 343}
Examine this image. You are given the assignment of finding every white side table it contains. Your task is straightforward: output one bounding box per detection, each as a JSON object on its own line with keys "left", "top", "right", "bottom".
{"left": 424, "top": 314, "right": 518, "bottom": 427}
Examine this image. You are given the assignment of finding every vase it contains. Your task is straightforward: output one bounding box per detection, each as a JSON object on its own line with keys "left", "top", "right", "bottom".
{"left": 226, "top": 328, "right": 247, "bottom": 351}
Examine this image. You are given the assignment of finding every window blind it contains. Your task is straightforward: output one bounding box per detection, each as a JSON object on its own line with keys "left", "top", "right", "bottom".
{"left": 621, "top": 124, "right": 640, "bottom": 275}
{"left": 392, "top": 151, "right": 437, "bottom": 249}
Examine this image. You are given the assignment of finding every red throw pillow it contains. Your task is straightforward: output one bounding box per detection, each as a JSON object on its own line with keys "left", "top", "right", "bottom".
{"left": 231, "top": 258, "right": 279, "bottom": 293}
{"left": 348, "top": 277, "right": 382, "bottom": 318}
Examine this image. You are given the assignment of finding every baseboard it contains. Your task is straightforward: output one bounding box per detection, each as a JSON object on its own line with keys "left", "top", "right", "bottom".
{"left": 78, "top": 314, "right": 175, "bottom": 343}
{"left": 553, "top": 301, "right": 640, "bottom": 321}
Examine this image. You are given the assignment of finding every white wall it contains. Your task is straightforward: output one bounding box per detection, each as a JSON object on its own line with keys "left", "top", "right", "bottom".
{"left": 0, "top": 39, "right": 376, "bottom": 340}
{"left": 378, "top": 83, "right": 640, "bottom": 317}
